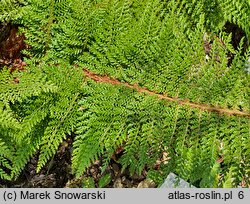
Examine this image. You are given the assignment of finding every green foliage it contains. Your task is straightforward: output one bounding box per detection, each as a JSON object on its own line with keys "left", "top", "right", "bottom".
{"left": 0, "top": 62, "right": 84, "bottom": 178}
{"left": 0, "top": 0, "right": 250, "bottom": 188}
{"left": 0, "top": 0, "right": 24, "bottom": 22}
{"left": 82, "top": 177, "right": 95, "bottom": 188}
{"left": 98, "top": 173, "right": 111, "bottom": 188}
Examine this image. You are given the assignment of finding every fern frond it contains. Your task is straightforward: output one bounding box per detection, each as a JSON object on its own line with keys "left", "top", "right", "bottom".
{"left": 0, "top": 0, "right": 24, "bottom": 22}
{"left": 37, "top": 92, "right": 80, "bottom": 171}
{"left": 0, "top": 138, "right": 14, "bottom": 180}
{"left": 1, "top": 0, "right": 249, "bottom": 187}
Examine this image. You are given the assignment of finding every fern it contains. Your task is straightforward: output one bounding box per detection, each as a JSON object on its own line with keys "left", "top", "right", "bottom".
{"left": 0, "top": 0, "right": 24, "bottom": 22}
{"left": 0, "top": 0, "right": 250, "bottom": 188}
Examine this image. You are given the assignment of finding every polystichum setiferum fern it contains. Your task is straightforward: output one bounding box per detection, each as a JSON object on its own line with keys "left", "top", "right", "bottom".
{"left": 0, "top": 0, "right": 250, "bottom": 187}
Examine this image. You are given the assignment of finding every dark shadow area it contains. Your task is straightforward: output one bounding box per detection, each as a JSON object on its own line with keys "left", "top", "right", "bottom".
{"left": 224, "top": 22, "right": 248, "bottom": 53}
{"left": 223, "top": 21, "right": 248, "bottom": 66}
{"left": 223, "top": 21, "right": 248, "bottom": 52}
